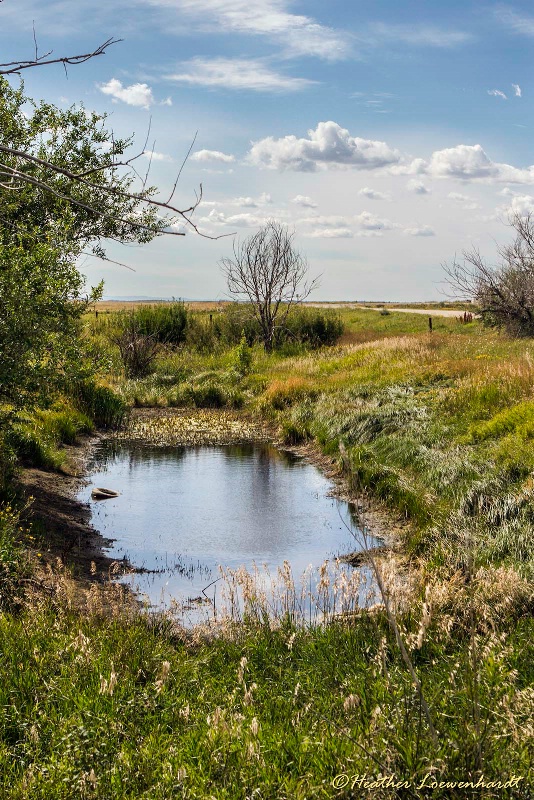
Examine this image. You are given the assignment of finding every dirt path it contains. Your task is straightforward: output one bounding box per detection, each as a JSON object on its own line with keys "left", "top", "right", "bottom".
{"left": 306, "top": 302, "right": 469, "bottom": 318}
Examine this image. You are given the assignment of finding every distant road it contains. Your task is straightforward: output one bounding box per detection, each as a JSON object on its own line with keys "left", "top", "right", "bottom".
{"left": 307, "top": 303, "right": 468, "bottom": 318}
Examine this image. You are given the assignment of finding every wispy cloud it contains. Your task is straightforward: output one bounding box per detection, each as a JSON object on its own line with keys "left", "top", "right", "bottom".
{"left": 488, "top": 89, "right": 507, "bottom": 99}
{"left": 99, "top": 78, "right": 155, "bottom": 108}
{"left": 364, "top": 22, "right": 472, "bottom": 48}
{"left": 146, "top": 0, "right": 351, "bottom": 60}
{"left": 494, "top": 5, "right": 534, "bottom": 36}
{"left": 403, "top": 225, "right": 435, "bottom": 237}
{"left": 512, "top": 83, "right": 522, "bottom": 97}
{"left": 167, "top": 57, "right": 315, "bottom": 92}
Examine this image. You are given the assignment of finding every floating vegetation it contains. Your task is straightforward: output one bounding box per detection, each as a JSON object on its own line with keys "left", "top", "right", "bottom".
{"left": 114, "top": 409, "right": 271, "bottom": 447}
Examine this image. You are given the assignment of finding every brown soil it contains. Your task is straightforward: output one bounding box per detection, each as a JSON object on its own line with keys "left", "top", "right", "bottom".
{"left": 15, "top": 435, "right": 121, "bottom": 582}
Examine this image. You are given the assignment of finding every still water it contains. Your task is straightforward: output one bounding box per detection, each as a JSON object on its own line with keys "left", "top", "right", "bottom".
{"left": 80, "top": 441, "right": 379, "bottom": 618}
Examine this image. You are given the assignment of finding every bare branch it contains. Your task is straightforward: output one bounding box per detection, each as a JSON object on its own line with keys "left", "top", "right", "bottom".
{"left": 0, "top": 38, "right": 122, "bottom": 75}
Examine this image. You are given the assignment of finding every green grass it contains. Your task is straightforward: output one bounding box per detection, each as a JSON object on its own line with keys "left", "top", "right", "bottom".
{"left": 2, "top": 305, "right": 534, "bottom": 797}
{"left": 0, "top": 594, "right": 531, "bottom": 799}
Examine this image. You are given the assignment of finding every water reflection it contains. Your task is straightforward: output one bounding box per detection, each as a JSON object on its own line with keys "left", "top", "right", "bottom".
{"left": 81, "top": 441, "right": 382, "bottom": 620}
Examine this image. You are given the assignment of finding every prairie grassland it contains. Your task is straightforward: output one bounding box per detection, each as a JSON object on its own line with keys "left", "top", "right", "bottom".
{"left": 1, "top": 308, "right": 533, "bottom": 798}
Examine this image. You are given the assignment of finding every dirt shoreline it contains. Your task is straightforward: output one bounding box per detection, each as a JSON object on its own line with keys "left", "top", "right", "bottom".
{"left": 16, "top": 408, "right": 405, "bottom": 588}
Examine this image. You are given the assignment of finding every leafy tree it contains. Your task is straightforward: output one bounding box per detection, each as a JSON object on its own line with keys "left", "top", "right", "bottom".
{"left": 0, "top": 76, "right": 202, "bottom": 409}
{"left": 0, "top": 241, "right": 97, "bottom": 409}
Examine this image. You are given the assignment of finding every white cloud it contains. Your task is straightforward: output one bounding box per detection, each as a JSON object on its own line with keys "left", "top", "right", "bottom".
{"left": 495, "top": 6, "right": 534, "bottom": 37}
{"left": 307, "top": 227, "right": 353, "bottom": 238}
{"left": 358, "top": 187, "right": 391, "bottom": 201}
{"left": 355, "top": 211, "right": 399, "bottom": 231}
{"left": 365, "top": 22, "right": 471, "bottom": 48}
{"left": 248, "top": 121, "right": 401, "bottom": 172}
{"left": 291, "top": 195, "right": 318, "bottom": 208}
{"left": 425, "top": 144, "right": 534, "bottom": 184}
{"left": 146, "top": 0, "right": 351, "bottom": 60}
{"left": 403, "top": 225, "right": 435, "bottom": 237}
{"left": 167, "top": 57, "right": 315, "bottom": 92}
{"left": 512, "top": 83, "right": 522, "bottom": 97}
{"left": 234, "top": 197, "right": 258, "bottom": 208}
{"left": 504, "top": 193, "right": 534, "bottom": 216}
{"left": 191, "top": 149, "right": 235, "bottom": 163}
{"left": 488, "top": 89, "right": 507, "bottom": 100}
{"left": 258, "top": 192, "right": 273, "bottom": 204}
{"left": 447, "top": 191, "right": 479, "bottom": 209}
{"left": 407, "top": 179, "right": 430, "bottom": 194}
{"left": 142, "top": 150, "right": 174, "bottom": 162}
{"left": 99, "top": 78, "right": 155, "bottom": 109}
{"left": 299, "top": 215, "right": 351, "bottom": 227}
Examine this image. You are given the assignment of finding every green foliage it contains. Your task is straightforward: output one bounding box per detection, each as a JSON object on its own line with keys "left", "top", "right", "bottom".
{"left": 72, "top": 381, "right": 128, "bottom": 430}
{"left": 0, "top": 242, "right": 99, "bottom": 409}
{"left": 0, "top": 505, "right": 28, "bottom": 610}
{"left": 281, "top": 306, "right": 344, "bottom": 347}
{"left": 467, "top": 400, "right": 534, "bottom": 442}
{"left": 127, "top": 302, "right": 189, "bottom": 345}
{"left": 0, "top": 77, "right": 163, "bottom": 255}
{"left": 9, "top": 404, "right": 93, "bottom": 469}
{"left": 0, "top": 601, "right": 531, "bottom": 797}
{"left": 231, "top": 331, "right": 253, "bottom": 376}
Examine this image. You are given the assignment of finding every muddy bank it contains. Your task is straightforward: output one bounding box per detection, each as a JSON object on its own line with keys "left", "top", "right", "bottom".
{"left": 15, "top": 434, "right": 121, "bottom": 582}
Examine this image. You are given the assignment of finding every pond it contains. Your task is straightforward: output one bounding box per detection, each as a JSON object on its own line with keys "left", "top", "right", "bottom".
{"left": 80, "top": 441, "right": 381, "bottom": 622}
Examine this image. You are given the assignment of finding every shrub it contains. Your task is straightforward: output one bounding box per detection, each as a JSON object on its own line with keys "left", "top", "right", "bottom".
{"left": 280, "top": 307, "right": 344, "bottom": 348}
{"left": 73, "top": 381, "right": 128, "bottom": 429}
{"left": 112, "top": 320, "right": 160, "bottom": 378}
{"left": 231, "top": 332, "right": 253, "bottom": 376}
{"left": 129, "top": 302, "right": 188, "bottom": 345}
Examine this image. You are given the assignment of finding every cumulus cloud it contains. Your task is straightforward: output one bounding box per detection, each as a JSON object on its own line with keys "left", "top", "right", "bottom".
{"left": 191, "top": 149, "right": 235, "bottom": 163}
{"left": 407, "top": 179, "right": 430, "bottom": 194}
{"left": 358, "top": 187, "right": 391, "bottom": 200}
{"left": 146, "top": 0, "right": 351, "bottom": 60}
{"left": 99, "top": 78, "right": 155, "bottom": 109}
{"left": 291, "top": 195, "right": 318, "bottom": 208}
{"left": 248, "top": 121, "right": 401, "bottom": 172}
{"left": 424, "top": 144, "right": 534, "bottom": 184}
{"left": 167, "top": 57, "right": 315, "bottom": 92}
{"left": 502, "top": 193, "right": 534, "bottom": 216}
{"left": 512, "top": 83, "right": 522, "bottom": 97}
{"left": 488, "top": 89, "right": 507, "bottom": 100}
{"left": 355, "top": 211, "right": 399, "bottom": 231}
{"left": 403, "top": 225, "right": 435, "bottom": 237}
{"left": 142, "top": 150, "right": 173, "bottom": 162}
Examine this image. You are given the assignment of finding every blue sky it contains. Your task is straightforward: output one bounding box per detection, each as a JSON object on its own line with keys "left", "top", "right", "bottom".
{"left": 2, "top": 0, "right": 534, "bottom": 300}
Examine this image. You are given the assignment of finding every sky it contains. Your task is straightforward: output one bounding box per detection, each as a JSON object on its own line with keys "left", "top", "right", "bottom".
{"left": 2, "top": 0, "right": 534, "bottom": 300}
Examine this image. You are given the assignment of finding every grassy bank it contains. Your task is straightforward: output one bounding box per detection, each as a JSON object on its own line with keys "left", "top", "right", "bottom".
{"left": 1, "top": 305, "right": 533, "bottom": 798}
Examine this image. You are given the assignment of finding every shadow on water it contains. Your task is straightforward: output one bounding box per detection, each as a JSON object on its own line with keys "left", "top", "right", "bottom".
{"left": 81, "top": 441, "right": 382, "bottom": 622}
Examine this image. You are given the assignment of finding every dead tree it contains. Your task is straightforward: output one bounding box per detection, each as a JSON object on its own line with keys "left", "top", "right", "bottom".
{"left": 444, "top": 212, "right": 534, "bottom": 337}
{"left": 220, "top": 220, "right": 319, "bottom": 351}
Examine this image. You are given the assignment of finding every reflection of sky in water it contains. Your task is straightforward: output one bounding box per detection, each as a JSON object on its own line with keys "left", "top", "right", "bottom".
{"left": 80, "top": 442, "right": 381, "bottom": 620}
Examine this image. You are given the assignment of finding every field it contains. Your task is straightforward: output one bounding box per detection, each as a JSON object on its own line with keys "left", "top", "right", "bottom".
{"left": 1, "top": 305, "right": 533, "bottom": 798}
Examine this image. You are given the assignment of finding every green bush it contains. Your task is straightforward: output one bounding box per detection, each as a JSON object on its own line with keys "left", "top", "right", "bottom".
{"left": 73, "top": 381, "right": 128, "bottom": 429}
{"left": 129, "top": 302, "right": 189, "bottom": 345}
